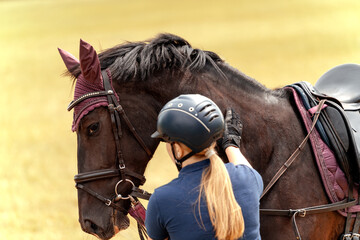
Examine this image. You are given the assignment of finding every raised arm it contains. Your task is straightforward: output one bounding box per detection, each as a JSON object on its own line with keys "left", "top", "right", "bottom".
{"left": 225, "top": 146, "right": 252, "bottom": 168}
{"left": 221, "top": 108, "right": 252, "bottom": 168}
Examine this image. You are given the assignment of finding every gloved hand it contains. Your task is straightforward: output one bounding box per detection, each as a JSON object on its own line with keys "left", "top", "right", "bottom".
{"left": 220, "top": 108, "right": 243, "bottom": 150}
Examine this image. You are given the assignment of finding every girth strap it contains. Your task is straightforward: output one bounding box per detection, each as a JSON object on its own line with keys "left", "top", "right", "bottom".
{"left": 260, "top": 199, "right": 357, "bottom": 217}
{"left": 353, "top": 210, "right": 360, "bottom": 238}
{"left": 261, "top": 199, "right": 357, "bottom": 240}
{"left": 343, "top": 187, "right": 360, "bottom": 240}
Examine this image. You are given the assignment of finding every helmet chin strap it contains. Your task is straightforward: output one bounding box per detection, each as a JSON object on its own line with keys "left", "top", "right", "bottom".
{"left": 171, "top": 143, "right": 196, "bottom": 171}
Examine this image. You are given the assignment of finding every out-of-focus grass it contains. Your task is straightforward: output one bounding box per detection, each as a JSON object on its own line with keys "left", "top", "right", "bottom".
{"left": 0, "top": 0, "right": 359, "bottom": 239}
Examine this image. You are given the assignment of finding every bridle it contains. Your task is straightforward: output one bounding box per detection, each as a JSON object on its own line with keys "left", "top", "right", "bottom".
{"left": 68, "top": 69, "right": 152, "bottom": 214}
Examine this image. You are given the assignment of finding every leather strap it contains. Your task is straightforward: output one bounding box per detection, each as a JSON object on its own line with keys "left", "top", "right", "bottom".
{"left": 344, "top": 180, "right": 354, "bottom": 236}
{"left": 67, "top": 90, "right": 112, "bottom": 111}
{"left": 103, "top": 69, "right": 152, "bottom": 157}
{"left": 75, "top": 169, "right": 120, "bottom": 183}
{"left": 261, "top": 199, "right": 357, "bottom": 240}
{"left": 261, "top": 100, "right": 326, "bottom": 199}
{"left": 353, "top": 211, "right": 360, "bottom": 235}
{"left": 131, "top": 187, "right": 152, "bottom": 200}
{"left": 260, "top": 199, "right": 357, "bottom": 216}
{"left": 74, "top": 168, "right": 147, "bottom": 185}
{"left": 345, "top": 189, "right": 360, "bottom": 239}
{"left": 116, "top": 103, "right": 152, "bottom": 157}
{"left": 103, "top": 70, "right": 126, "bottom": 180}
{"left": 76, "top": 183, "right": 127, "bottom": 212}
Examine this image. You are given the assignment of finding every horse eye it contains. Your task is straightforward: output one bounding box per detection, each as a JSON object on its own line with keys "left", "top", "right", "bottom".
{"left": 87, "top": 122, "right": 100, "bottom": 136}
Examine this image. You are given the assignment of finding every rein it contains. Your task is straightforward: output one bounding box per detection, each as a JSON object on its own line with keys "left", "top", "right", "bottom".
{"left": 260, "top": 99, "right": 357, "bottom": 240}
{"left": 68, "top": 69, "right": 152, "bottom": 239}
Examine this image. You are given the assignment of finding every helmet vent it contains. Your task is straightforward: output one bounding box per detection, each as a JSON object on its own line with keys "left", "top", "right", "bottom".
{"left": 200, "top": 103, "right": 212, "bottom": 112}
{"left": 204, "top": 109, "right": 215, "bottom": 117}
{"left": 209, "top": 115, "right": 219, "bottom": 122}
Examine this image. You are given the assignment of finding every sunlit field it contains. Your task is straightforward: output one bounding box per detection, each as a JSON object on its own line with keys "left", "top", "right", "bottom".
{"left": 1, "top": 0, "right": 359, "bottom": 239}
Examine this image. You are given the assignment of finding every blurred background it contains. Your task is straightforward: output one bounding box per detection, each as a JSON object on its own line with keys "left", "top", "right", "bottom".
{"left": 1, "top": 0, "right": 359, "bottom": 239}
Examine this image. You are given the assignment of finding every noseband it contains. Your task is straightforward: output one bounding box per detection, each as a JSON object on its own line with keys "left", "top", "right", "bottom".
{"left": 68, "top": 69, "right": 152, "bottom": 214}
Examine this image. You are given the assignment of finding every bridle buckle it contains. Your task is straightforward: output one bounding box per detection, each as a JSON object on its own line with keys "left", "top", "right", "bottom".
{"left": 119, "top": 163, "right": 126, "bottom": 170}
{"left": 298, "top": 209, "right": 306, "bottom": 217}
{"left": 105, "top": 199, "right": 112, "bottom": 206}
{"left": 342, "top": 233, "right": 352, "bottom": 240}
{"left": 353, "top": 233, "right": 360, "bottom": 240}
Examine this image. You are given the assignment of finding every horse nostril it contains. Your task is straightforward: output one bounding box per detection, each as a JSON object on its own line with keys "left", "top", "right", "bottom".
{"left": 91, "top": 222, "right": 98, "bottom": 232}
{"left": 84, "top": 219, "right": 103, "bottom": 235}
{"left": 82, "top": 218, "right": 117, "bottom": 240}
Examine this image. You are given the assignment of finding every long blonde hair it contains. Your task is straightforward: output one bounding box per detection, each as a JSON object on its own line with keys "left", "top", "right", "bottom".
{"left": 197, "top": 146, "right": 244, "bottom": 240}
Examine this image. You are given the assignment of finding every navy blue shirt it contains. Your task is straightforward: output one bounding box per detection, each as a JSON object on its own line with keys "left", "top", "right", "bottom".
{"left": 145, "top": 160, "right": 263, "bottom": 240}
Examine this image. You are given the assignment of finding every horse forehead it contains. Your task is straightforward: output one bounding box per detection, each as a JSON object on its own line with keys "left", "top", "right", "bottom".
{"left": 71, "top": 72, "right": 119, "bottom": 132}
{"left": 78, "top": 107, "right": 108, "bottom": 123}
{"left": 71, "top": 77, "right": 108, "bottom": 131}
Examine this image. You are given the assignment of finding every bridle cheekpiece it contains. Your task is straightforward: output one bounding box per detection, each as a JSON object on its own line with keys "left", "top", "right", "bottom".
{"left": 68, "top": 69, "right": 152, "bottom": 212}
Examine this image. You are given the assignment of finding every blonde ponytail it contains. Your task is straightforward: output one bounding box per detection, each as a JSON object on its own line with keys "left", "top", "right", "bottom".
{"left": 198, "top": 148, "right": 244, "bottom": 240}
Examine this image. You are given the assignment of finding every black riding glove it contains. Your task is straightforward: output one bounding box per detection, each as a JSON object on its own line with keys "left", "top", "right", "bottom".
{"left": 221, "top": 108, "right": 243, "bottom": 150}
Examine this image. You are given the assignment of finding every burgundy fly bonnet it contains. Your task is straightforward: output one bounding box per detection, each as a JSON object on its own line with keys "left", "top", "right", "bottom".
{"left": 58, "top": 39, "right": 119, "bottom": 131}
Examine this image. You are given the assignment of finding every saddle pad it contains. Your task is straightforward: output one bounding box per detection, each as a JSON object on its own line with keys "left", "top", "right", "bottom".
{"left": 287, "top": 87, "right": 360, "bottom": 216}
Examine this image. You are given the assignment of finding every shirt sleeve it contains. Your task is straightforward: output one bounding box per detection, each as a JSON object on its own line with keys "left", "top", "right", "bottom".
{"left": 145, "top": 193, "right": 168, "bottom": 240}
{"left": 231, "top": 163, "right": 264, "bottom": 197}
{"left": 250, "top": 167, "right": 264, "bottom": 197}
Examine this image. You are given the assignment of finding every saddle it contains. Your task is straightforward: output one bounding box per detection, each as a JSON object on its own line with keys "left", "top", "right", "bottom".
{"left": 289, "top": 64, "right": 360, "bottom": 184}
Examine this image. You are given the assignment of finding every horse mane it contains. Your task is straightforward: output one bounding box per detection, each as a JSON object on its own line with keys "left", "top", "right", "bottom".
{"left": 69, "top": 33, "right": 224, "bottom": 82}
{"left": 68, "top": 33, "right": 284, "bottom": 97}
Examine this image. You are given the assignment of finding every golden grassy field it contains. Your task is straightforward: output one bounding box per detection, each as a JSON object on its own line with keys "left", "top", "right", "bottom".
{"left": 0, "top": 0, "right": 359, "bottom": 239}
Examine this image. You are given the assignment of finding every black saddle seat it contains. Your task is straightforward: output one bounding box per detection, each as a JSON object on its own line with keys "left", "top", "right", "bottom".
{"left": 315, "top": 63, "right": 360, "bottom": 103}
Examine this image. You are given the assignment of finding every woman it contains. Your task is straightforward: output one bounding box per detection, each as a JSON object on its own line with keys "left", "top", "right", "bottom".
{"left": 146, "top": 94, "right": 263, "bottom": 240}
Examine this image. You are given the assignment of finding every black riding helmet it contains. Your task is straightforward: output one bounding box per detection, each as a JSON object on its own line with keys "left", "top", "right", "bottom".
{"left": 151, "top": 94, "right": 224, "bottom": 170}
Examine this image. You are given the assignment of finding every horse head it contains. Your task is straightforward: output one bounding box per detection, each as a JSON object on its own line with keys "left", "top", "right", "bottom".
{"left": 59, "top": 40, "right": 159, "bottom": 239}
{"left": 60, "top": 34, "right": 277, "bottom": 239}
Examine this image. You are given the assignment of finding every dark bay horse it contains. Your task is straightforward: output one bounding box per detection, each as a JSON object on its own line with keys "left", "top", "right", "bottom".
{"left": 61, "top": 34, "right": 346, "bottom": 239}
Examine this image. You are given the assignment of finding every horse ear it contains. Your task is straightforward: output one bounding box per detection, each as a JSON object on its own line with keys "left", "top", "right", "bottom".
{"left": 58, "top": 48, "right": 80, "bottom": 72}
{"left": 79, "top": 39, "right": 103, "bottom": 86}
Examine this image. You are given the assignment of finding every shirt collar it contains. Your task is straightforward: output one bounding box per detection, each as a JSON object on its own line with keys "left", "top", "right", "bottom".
{"left": 179, "top": 159, "right": 210, "bottom": 176}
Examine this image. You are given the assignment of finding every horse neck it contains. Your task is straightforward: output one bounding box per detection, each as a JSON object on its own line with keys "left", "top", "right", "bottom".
{"left": 230, "top": 78, "right": 302, "bottom": 173}
{"left": 186, "top": 66, "right": 301, "bottom": 172}
{"left": 123, "top": 68, "right": 302, "bottom": 173}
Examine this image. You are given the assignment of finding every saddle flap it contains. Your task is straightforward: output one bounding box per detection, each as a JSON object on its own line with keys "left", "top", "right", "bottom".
{"left": 289, "top": 82, "right": 360, "bottom": 183}
{"left": 325, "top": 106, "right": 350, "bottom": 152}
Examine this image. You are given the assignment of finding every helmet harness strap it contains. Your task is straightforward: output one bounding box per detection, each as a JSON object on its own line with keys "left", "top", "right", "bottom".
{"left": 171, "top": 142, "right": 196, "bottom": 171}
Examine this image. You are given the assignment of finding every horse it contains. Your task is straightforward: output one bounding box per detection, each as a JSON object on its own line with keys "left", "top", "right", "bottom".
{"left": 59, "top": 33, "right": 348, "bottom": 240}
